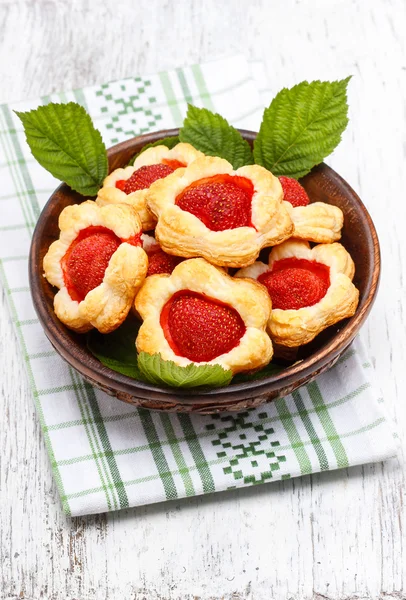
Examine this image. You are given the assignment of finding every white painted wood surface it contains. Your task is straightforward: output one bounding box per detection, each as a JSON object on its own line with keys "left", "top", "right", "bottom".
{"left": 1, "top": 0, "right": 405, "bottom": 598}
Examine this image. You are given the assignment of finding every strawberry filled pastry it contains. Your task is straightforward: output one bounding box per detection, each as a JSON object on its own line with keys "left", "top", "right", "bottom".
{"left": 280, "top": 176, "right": 344, "bottom": 243}
{"left": 236, "top": 239, "right": 359, "bottom": 347}
{"left": 147, "top": 156, "right": 293, "bottom": 268}
{"left": 43, "top": 201, "right": 148, "bottom": 333}
{"left": 23, "top": 79, "right": 362, "bottom": 387}
{"left": 134, "top": 258, "right": 273, "bottom": 374}
{"left": 141, "top": 233, "right": 184, "bottom": 276}
{"left": 96, "top": 143, "right": 203, "bottom": 230}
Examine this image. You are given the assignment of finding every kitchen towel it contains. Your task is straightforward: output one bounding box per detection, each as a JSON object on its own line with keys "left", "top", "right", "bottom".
{"left": 0, "top": 55, "right": 398, "bottom": 516}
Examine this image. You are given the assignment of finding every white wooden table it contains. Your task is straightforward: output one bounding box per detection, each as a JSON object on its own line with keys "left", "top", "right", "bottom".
{"left": 1, "top": 1, "right": 405, "bottom": 598}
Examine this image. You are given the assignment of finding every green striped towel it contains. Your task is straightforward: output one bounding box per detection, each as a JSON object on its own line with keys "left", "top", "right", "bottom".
{"left": 0, "top": 55, "right": 397, "bottom": 516}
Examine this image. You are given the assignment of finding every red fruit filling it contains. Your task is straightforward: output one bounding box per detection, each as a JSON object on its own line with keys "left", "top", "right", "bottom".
{"left": 161, "top": 158, "right": 186, "bottom": 170}
{"left": 258, "top": 257, "right": 330, "bottom": 310}
{"left": 160, "top": 290, "right": 246, "bottom": 362}
{"left": 116, "top": 163, "right": 175, "bottom": 194}
{"left": 147, "top": 249, "right": 183, "bottom": 276}
{"left": 175, "top": 174, "right": 255, "bottom": 231}
{"left": 279, "top": 176, "right": 310, "bottom": 208}
{"left": 61, "top": 226, "right": 140, "bottom": 302}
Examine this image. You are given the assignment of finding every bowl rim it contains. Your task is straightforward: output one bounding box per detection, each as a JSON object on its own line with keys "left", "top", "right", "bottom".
{"left": 29, "top": 128, "right": 381, "bottom": 404}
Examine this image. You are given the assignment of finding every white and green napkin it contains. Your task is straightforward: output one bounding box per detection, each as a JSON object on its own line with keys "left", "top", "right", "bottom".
{"left": 0, "top": 55, "right": 397, "bottom": 516}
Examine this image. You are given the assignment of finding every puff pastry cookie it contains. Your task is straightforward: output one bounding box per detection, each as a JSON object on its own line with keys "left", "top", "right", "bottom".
{"left": 141, "top": 233, "right": 184, "bottom": 276}
{"left": 43, "top": 201, "right": 148, "bottom": 334}
{"left": 279, "top": 176, "right": 344, "bottom": 243}
{"left": 135, "top": 258, "right": 273, "bottom": 374}
{"left": 147, "top": 156, "right": 294, "bottom": 268}
{"left": 235, "top": 239, "right": 359, "bottom": 347}
{"left": 96, "top": 143, "right": 204, "bottom": 231}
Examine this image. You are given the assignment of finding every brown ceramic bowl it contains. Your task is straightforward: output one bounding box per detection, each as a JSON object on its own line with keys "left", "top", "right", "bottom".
{"left": 29, "top": 129, "right": 380, "bottom": 414}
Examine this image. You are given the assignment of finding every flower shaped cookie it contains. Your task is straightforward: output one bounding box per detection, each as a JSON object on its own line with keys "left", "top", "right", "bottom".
{"left": 135, "top": 258, "right": 273, "bottom": 374}
{"left": 141, "top": 233, "right": 184, "bottom": 276}
{"left": 96, "top": 143, "right": 203, "bottom": 230}
{"left": 43, "top": 201, "right": 148, "bottom": 333}
{"left": 147, "top": 156, "right": 293, "bottom": 268}
{"left": 236, "top": 239, "right": 359, "bottom": 347}
{"left": 280, "top": 176, "right": 344, "bottom": 243}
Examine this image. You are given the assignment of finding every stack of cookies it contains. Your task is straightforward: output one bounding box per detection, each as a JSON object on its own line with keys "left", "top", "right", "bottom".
{"left": 43, "top": 142, "right": 359, "bottom": 377}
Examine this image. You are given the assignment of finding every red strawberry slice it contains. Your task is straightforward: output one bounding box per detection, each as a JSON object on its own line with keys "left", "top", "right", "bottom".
{"left": 62, "top": 226, "right": 122, "bottom": 302}
{"left": 160, "top": 291, "right": 246, "bottom": 362}
{"left": 147, "top": 250, "right": 183, "bottom": 276}
{"left": 116, "top": 163, "right": 175, "bottom": 194}
{"left": 258, "top": 257, "right": 330, "bottom": 310}
{"left": 175, "top": 174, "right": 254, "bottom": 231}
{"left": 115, "top": 179, "right": 128, "bottom": 192}
{"left": 279, "top": 176, "right": 310, "bottom": 207}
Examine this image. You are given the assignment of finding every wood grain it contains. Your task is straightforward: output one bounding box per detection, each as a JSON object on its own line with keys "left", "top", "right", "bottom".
{"left": 1, "top": 0, "right": 405, "bottom": 598}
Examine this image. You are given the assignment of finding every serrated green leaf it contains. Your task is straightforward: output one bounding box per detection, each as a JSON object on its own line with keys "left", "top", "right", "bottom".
{"left": 87, "top": 316, "right": 144, "bottom": 379}
{"left": 93, "top": 357, "right": 143, "bottom": 379}
{"left": 179, "top": 104, "right": 254, "bottom": 169}
{"left": 15, "top": 102, "right": 108, "bottom": 195}
{"left": 253, "top": 78, "right": 350, "bottom": 179}
{"left": 138, "top": 352, "right": 232, "bottom": 388}
{"left": 127, "top": 135, "right": 180, "bottom": 165}
{"left": 232, "top": 362, "right": 284, "bottom": 384}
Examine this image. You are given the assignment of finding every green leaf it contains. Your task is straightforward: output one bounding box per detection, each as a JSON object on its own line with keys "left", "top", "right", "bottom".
{"left": 87, "top": 316, "right": 144, "bottom": 379}
{"left": 179, "top": 104, "right": 254, "bottom": 169}
{"left": 232, "top": 362, "right": 284, "bottom": 384}
{"left": 138, "top": 352, "right": 233, "bottom": 388}
{"left": 253, "top": 78, "right": 350, "bottom": 179}
{"left": 127, "top": 135, "right": 180, "bottom": 165}
{"left": 15, "top": 102, "right": 108, "bottom": 196}
{"left": 92, "top": 357, "right": 143, "bottom": 380}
